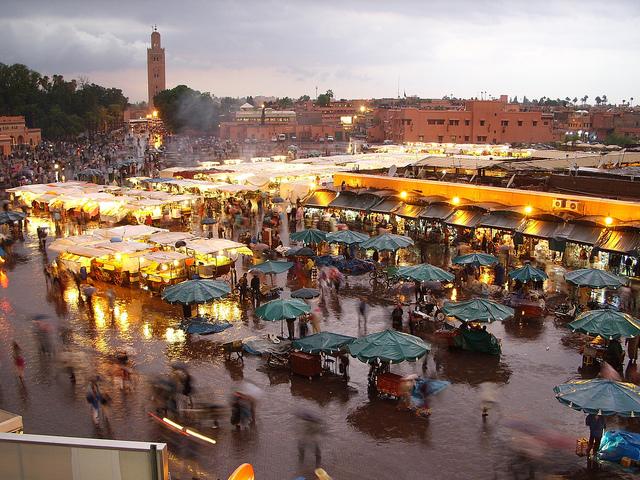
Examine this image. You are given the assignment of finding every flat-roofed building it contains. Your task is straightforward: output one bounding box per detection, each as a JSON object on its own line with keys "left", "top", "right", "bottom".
{"left": 0, "top": 116, "right": 41, "bottom": 156}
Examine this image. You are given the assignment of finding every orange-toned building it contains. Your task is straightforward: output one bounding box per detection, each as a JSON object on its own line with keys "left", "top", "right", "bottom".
{"left": 368, "top": 95, "right": 554, "bottom": 144}
{"left": 219, "top": 101, "right": 370, "bottom": 142}
{"left": 0, "top": 116, "right": 41, "bottom": 156}
{"left": 592, "top": 110, "right": 640, "bottom": 141}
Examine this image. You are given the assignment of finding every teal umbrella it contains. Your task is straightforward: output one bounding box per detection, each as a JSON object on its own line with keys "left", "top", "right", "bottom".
{"left": 162, "top": 279, "right": 231, "bottom": 305}
{"left": 290, "top": 288, "right": 321, "bottom": 299}
{"left": 564, "top": 268, "right": 625, "bottom": 289}
{"left": 289, "top": 228, "right": 327, "bottom": 245}
{"left": 397, "top": 264, "right": 455, "bottom": 283}
{"left": 508, "top": 264, "right": 548, "bottom": 283}
{"left": 255, "top": 298, "right": 311, "bottom": 336}
{"left": 0, "top": 211, "right": 26, "bottom": 224}
{"left": 249, "top": 260, "right": 294, "bottom": 275}
{"left": 568, "top": 309, "right": 640, "bottom": 340}
{"left": 292, "top": 332, "right": 356, "bottom": 354}
{"left": 442, "top": 298, "right": 514, "bottom": 322}
{"left": 255, "top": 298, "right": 311, "bottom": 322}
{"left": 348, "top": 329, "right": 431, "bottom": 364}
{"left": 553, "top": 379, "right": 640, "bottom": 417}
{"left": 453, "top": 252, "right": 498, "bottom": 267}
{"left": 360, "top": 233, "right": 414, "bottom": 252}
{"left": 325, "top": 230, "right": 369, "bottom": 246}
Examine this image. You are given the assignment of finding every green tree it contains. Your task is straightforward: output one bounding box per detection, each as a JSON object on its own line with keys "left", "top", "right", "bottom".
{"left": 316, "top": 89, "right": 334, "bottom": 107}
{"left": 298, "top": 95, "right": 310, "bottom": 102}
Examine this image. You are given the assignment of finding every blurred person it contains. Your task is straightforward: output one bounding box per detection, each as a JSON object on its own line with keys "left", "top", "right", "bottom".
{"left": 310, "top": 306, "right": 322, "bottom": 334}
{"left": 86, "top": 380, "right": 106, "bottom": 426}
{"left": 12, "top": 341, "right": 25, "bottom": 385}
{"left": 296, "top": 408, "right": 326, "bottom": 468}
{"left": 391, "top": 303, "right": 404, "bottom": 331}
{"left": 357, "top": 298, "right": 368, "bottom": 325}
{"left": 286, "top": 317, "right": 296, "bottom": 340}
{"left": 250, "top": 274, "right": 261, "bottom": 306}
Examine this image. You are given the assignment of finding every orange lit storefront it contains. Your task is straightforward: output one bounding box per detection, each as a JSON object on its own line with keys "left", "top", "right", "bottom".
{"left": 323, "top": 173, "right": 640, "bottom": 275}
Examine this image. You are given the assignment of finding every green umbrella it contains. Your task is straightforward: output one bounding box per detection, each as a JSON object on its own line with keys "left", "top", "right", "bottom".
{"left": 289, "top": 228, "right": 327, "bottom": 245}
{"left": 508, "top": 264, "right": 548, "bottom": 283}
{"left": 452, "top": 252, "right": 498, "bottom": 267}
{"left": 255, "top": 298, "right": 311, "bottom": 322}
{"left": 292, "top": 332, "right": 356, "bottom": 354}
{"left": 442, "top": 298, "right": 514, "bottom": 322}
{"left": 554, "top": 378, "right": 640, "bottom": 417}
{"left": 568, "top": 309, "right": 640, "bottom": 340}
{"left": 564, "top": 268, "right": 625, "bottom": 289}
{"left": 0, "top": 211, "right": 26, "bottom": 224}
{"left": 359, "top": 233, "right": 414, "bottom": 252}
{"left": 162, "top": 279, "right": 231, "bottom": 305}
{"left": 396, "top": 264, "right": 455, "bottom": 283}
{"left": 325, "top": 230, "right": 369, "bottom": 245}
{"left": 348, "top": 329, "right": 431, "bottom": 364}
{"left": 249, "top": 260, "right": 294, "bottom": 275}
{"left": 290, "top": 288, "right": 321, "bottom": 299}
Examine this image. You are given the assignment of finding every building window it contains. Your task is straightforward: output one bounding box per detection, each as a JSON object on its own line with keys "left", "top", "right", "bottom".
{"left": 449, "top": 120, "right": 459, "bottom": 126}
{"left": 543, "top": 121, "right": 548, "bottom": 126}
{"left": 418, "top": 135, "right": 424, "bottom": 141}
{"left": 464, "top": 136, "right": 470, "bottom": 142}
{"left": 479, "top": 120, "right": 485, "bottom": 126}
{"left": 450, "top": 135, "right": 457, "bottom": 142}
{"left": 464, "top": 120, "right": 470, "bottom": 126}
{"left": 517, "top": 120, "right": 523, "bottom": 126}
{"left": 533, "top": 121, "right": 538, "bottom": 126}
{"left": 427, "top": 119, "right": 445, "bottom": 125}
{"left": 501, "top": 120, "right": 509, "bottom": 127}
{"left": 437, "top": 135, "right": 444, "bottom": 142}
{"left": 477, "top": 136, "right": 487, "bottom": 142}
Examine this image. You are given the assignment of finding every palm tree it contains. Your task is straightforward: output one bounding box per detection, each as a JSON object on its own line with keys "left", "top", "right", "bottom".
{"left": 595, "top": 96, "right": 602, "bottom": 106}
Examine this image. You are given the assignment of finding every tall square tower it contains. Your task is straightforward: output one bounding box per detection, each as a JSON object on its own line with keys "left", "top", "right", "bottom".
{"left": 147, "top": 27, "right": 166, "bottom": 109}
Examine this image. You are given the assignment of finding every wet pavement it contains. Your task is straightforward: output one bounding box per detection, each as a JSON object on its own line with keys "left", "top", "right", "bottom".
{"left": 0, "top": 220, "right": 638, "bottom": 480}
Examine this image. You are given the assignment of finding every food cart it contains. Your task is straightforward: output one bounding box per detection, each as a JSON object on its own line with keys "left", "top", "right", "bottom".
{"left": 90, "top": 241, "right": 151, "bottom": 285}
{"left": 140, "top": 251, "right": 190, "bottom": 292}
{"left": 185, "top": 238, "right": 253, "bottom": 280}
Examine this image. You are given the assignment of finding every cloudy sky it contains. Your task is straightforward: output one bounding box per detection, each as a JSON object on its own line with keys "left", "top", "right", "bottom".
{"left": 1, "top": 0, "right": 639, "bottom": 103}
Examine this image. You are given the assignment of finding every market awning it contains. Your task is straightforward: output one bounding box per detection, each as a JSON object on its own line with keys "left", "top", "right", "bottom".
{"left": 419, "top": 204, "right": 455, "bottom": 221}
{"left": 394, "top": 203, "right": 425, "bottom": 219}
{"left": 303, "top": 190, "right": 337, "bottom": 208}
{"left": 327, "top": 192, "right": 379, "bottom": 211}
{"left": 518, "top": 219, "right": 562, "bottom": 239}
{"left": 369, "top": 197, "right": 401, "bottom": 214}
{"left": 478, "top": 212, "right": 525, "bottom": 232}
{"left": 554, "top": 224, "right": 604, "bottom": 246}
{"left": 444, "top": 209, "right": 485, "bottom": 228}
{"left": 596, "top": 230, "right": 640, "bottom": 254}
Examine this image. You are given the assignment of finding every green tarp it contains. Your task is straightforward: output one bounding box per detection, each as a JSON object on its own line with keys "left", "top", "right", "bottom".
{"left": 454, "top": 328, "right": 502, "bottom": 355}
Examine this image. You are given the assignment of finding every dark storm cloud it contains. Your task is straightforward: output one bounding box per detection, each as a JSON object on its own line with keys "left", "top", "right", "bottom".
{"left": 1, "top": 0, "right": 639, "bottom": 100}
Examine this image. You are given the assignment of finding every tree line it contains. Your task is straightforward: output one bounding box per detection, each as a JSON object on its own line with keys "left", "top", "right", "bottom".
{"left": 0, "top": 63, "right": 128, "bottom": 140}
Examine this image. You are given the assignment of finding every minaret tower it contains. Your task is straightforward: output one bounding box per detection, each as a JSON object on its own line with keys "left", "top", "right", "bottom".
{"left": 147, "top": 26, "right": 166, "bottom": 109}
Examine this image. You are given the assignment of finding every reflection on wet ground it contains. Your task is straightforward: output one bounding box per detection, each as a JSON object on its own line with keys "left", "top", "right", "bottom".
{"left": 0, "top": 222, "right": 638, "bottom": 479}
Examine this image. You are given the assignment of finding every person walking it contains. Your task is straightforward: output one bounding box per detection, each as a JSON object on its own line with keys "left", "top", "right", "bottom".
{"left": 310, "top": 307, "right": 322, "bottom": 334}
{"left": 237, "top": 273, "right": 248, "bottom": 303}
{"left": 86, "top": 380, "right": 105, "bottom": 426}
{"left": 286, "top": 317, "right": 296, "bottom": 340}
{"left": 585, "top": 413, "right": 606, "bottom": 458}
{"left": 12, "top": 341, "right": 25, "bottom": 385}
{"left": 250, "top": 274, "right": 261, "bottom": 307}
{"left": 357, "top": 298, "right": 368, "bottom": 325}
{"left": 297, "top": 409, "right": 326, "bottom": 468}
{"left": 391, "top": 303, "right": 404, "bottom": 331}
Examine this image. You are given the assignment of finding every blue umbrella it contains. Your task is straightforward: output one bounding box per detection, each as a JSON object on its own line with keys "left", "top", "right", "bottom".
{"left": 249, "top": 260, "right": 294, "bottom": 275}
